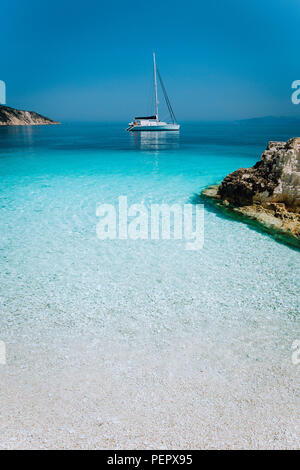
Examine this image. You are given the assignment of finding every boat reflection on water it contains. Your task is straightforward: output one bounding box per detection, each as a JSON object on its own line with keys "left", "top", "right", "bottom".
{"left": 131, "top": 130, "right": 180, "bottom": 151}
{"left": 0, "top": 124, "right": 35, "bottom": 154}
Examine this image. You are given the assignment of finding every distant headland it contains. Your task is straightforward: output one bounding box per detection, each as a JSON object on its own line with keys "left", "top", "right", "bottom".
{"left": 0, "top": 105, "right": 60, "bottom": 126}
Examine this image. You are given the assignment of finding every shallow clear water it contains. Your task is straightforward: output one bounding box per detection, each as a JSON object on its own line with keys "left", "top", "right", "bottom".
{"left": 0, "top": 122, "right": 299, "bottom": 449}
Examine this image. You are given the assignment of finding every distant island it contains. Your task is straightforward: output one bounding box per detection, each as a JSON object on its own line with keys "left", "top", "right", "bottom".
{"left": 202, "top": 137, "right": 300, "bottom": 248}
{"left": 235, "top": 115, "right": 300, "bottom": 124}
{"left": 0, "top": 105, "right": 60, "bottom": 126}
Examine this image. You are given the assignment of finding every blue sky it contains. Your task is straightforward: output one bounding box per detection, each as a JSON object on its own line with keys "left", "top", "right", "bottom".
{"left": 1, "top": 0, "right": 300, "bottom": 121}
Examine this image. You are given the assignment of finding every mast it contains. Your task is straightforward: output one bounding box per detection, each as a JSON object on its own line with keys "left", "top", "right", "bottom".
{"left": 153, "top": 52, "right": 159, "bottom": 120}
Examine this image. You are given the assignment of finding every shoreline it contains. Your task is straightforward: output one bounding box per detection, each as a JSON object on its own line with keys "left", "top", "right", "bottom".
{"left": 201, "top": 184, "right": 300, "bottom": 249}
{"left": 0, "top": 121, "right": 60, "bottom": 126}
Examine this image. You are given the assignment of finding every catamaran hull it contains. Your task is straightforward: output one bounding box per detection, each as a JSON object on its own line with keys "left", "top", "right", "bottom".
{"left": 128, "top": 124, "right": 180, "bottom": 132}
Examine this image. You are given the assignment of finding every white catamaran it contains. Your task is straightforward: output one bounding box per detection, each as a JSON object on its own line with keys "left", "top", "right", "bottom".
{"left": 127, "top": 53, "right": 180, "bottom": 132}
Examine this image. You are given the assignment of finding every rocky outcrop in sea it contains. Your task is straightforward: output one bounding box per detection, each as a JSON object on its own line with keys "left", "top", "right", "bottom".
{"left": 202, "top": 138, "right": 300, "bottom": 248}
{"left": 0, "top": 105, "right": 60, "bottom": 126}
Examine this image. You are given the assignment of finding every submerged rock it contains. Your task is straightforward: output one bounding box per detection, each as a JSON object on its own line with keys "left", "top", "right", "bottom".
{"left": 202, "top": 138, "right": 300, "bottom": 248}
{"left": 0, "top": 105, "right": 60, "bottom": 126}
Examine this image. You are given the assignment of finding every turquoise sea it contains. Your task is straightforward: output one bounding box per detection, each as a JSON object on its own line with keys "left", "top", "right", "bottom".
{"left": 0, "top": 122, "right": 299, "bottom": 449}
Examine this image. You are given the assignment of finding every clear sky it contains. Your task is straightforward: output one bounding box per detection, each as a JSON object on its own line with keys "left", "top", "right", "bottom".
{"left": 1, "top": 0, "right": 300, "bottom": 121}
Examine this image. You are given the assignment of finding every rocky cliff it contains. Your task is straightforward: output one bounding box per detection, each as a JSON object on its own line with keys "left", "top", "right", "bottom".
{"left": 202, "top": 138, "right": 300, "bottom": 247}
{"left": 0, "top": 105, "right": 60, "bottom": 126}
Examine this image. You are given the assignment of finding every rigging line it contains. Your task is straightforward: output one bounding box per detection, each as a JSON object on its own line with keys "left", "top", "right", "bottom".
{"left": 157, "top": 69, "right": 177, "bottom": 123}
{"left": 157, "top": 69, "right": 174, "bottom": 122}
{"left": 164, "top": 85, "right": 176, "bottom": 122}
